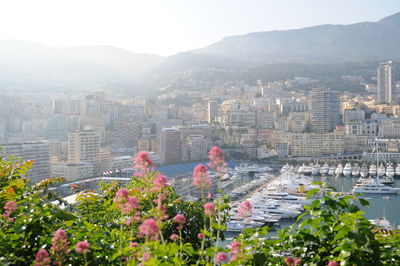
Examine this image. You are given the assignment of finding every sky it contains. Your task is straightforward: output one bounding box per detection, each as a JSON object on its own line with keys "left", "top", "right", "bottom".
{"left": 0, "top": 0, "right": 399, "bottom": 56}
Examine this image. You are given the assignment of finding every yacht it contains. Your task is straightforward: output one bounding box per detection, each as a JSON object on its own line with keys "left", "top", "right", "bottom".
{"left": 395, "top": 165, "right": 400, "bottom": 176}
{"left": 226, "top": 220, "right": 264, "bottom": 232}
{"left": 328, "top": 166, "right": 336, "bottom": 176}
{"left": 386, "top": 162, "right": 394, "bottom": 178}
{"left": 280, "top": 163, "right": 290, "bottom": 173}
{"left": 343, "top": 163, "right": 352, "bottom": 177}
{"left": 369, "top": 217, "right": 393, "bottom": 231}
{"left": 380, "top": 176, "right": 395, "bottom": 185}
{"left": 251, "top": 202, "right": 301, "bottom": 219}
{"left": 360, "top": 164, "right": 369, "bottom": 178}
{"left": 298, "top": 163, "right": 306, "bottom": 175}
{"left": 352, "top": 164, "right": 360, "bottom": 177}
{"left": 353, "top": 179, "right": 399, "bottom": 194}
{"left": 319, "top": 163, "right": 329, "bottom": 175}
{"left": 377, "top": 163, "right": 386, "bottom": 177}
{"left": 335, "top": 163, "right": 343, "bottom": 176}
{"left": 311, "top": 163, "right": 320, "bottom": 175}
{"left": 369, "top": 164, "right": 377, "bottom": 176}
{"left": 304, "top": 163, "right": 313, "bottom": 175}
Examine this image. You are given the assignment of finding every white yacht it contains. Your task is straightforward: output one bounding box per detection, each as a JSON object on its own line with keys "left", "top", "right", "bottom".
{"left": 360, "top": 164, "right": 369, "bottom": 178}
{"left": 377, "top": 163, "right": 386, "bottom": 177}
{"left": 297, "top": 163, "right": 306, "bottom": 175}
{"left": 335, "top": 163, "right": 343, "bottom": 176}
{"left": 353, "top": 179, "right": 399, "bottom": 194}
{"left": 369, "top": 164, "right": 377, "bottom": 176}
{"left": 380, "top": 175, "right": 395, "bottom": 185}
{"left": 386, "top": 162, "right": 394, "bottom": 178}
{"left": 395, "top": 165, "right": 400, "bottom": 176}
{"left": 280, "top": 163, "right": 290, "bottom": 173}
{"left": 311, "top": 163, "right": 320, "bottom": 175}
{"left": 226, "top": 220, "right": 264, "bottom": 232}
{"left": 343, "top": 163, "right": 352, "bottom": 177}
{"left": 352, "top": 164, "right": 360, "bottom": 177}
{"left": 328, "top": 166, "right": 336, "bottom": 176}
{"left": 369, "top": 217, "right": 393, "bottom": 231}
{"left": 304, "top": 163, "right": 312, "bottom": 175}
{"left": 251, "top": 202, "right": 301, "bottom": 219}
{"left": 319, "top": 163, "right": 329, "bottom": 175}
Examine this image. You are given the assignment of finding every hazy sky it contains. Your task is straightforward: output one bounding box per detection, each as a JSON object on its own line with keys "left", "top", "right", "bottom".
{"left": 0, "top": 0, "right": 399, "bottom": 56}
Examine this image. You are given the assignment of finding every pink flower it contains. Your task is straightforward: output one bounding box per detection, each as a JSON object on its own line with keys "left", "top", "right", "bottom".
{"left": 138, "top": 218, "right": 159, "bottom": 240}
{"left": 208, "top": 146, "right": 227, "bottom": 173}
{"left": 174, "top": 214, "right": 186, "bottom": 230}
{"left": 129, "top": 242, "right": 139, "bottom": 248}
{"left": 51, "top": 229, "right": 69, "bottom": 263}
{"left": 238, "top": 200, "right": 252, "bottom": 218}
{"left": 215, "top": 252, "right": 229, "bottom": 263}
{"left": 230, "top": 241, "right": 241, "bottom": 253}
{"left": 135, "top": 151, "right": 153, "bottom": 172}
{"left": 170, "top": 234, "right": 179, "bottom": 241}
{"left": 197, "top": 233, "right": 204, "bottom": 239}
{"left": 204, "top": 202, "right": 216, "bottom": 216}
{"left": 295, "top": 258, "right": 302, "bottom": 265}
{"left": 75, "top": 241, "right": 90, "bottom": 254}
{"left": 116, "top": 188, "right": 129, "bottom": 199}
{"left": 142, "top": 251, "right": 151, "bottom": 261}
{"left": 156, "top": 205, "right": 169, "bottom": 221}
{"left": 154, "top": 174, "right": 168, "bottom": 189}
{"left": 34, "top": 249, "right": 51, "bottom": 266}
{"left": 2, "top": 201, "right": 17, "bottom": 221}
{"left": 192, "top": 164, "right": 212, "bottom": 189}
{"left": 285, "top": 256, "right": 295, "bottom": 266}
{"left": 122, "top": 196, "right": 140, "bottom": 215}
{"left": 328, "top": 262, "right": 340, "bottom": 266}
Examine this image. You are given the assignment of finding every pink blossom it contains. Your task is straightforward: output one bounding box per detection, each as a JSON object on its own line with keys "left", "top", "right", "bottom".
{"left": 129, "top": 242, "right": 138, "bottom": 248}
{"left": 138, "top": 218, "right": 159, "bottom": 240}
{"left": 197, "top": 233, "right": 204, "bottom": 239}
{"left": 135, "top": 151, "right": 153, "bottom": 172}
{"left": 208, "top": 146, "right": 227, "bottom": 173}
{"left": 122, "top": 196, "right": 140, "bottom": 215}
{"left": 156, "top": 205, "right": 169, "bottom": 221}
{"left": 295, "top": 258, "right": 302, "bottom": 265}
{"left": 204, "top": 202, "right": 216, "bottom": 216}
{"left": 285, "top": 256, "right": 295, "bottom": 266}
{"left": 154, "top": 174, "right": 168, "bottom": 189}
{"left": 174, "top": 214, "right": 186, "bottom": 230}
{"left": 215, "top": 252, "right": 229, "bottom": 263}
{"left": 142, "top": 251, "right": 151, "bottom": 261}
{"left": 116, "top": 188, "right": 129, "bottom": 199}
{"left": 170, "top": 234, "right": 179, "bottom": 241}
{"left": 207, "top": 192, "right": 212, "bottom": 199}
{"left": 192, "top": 164, "right": 212, "bottom": 189}
{"left": 328, "top": 262, "right": 340, "bottom": 266}
{"left": 75, "top": 241, "right": 90, "bottom": 254}
{"left": 51, "top": 229, "right": 69, "bottom": 263}
{"left": 238, "top": 200, "right": 252, "bottom": 218}
{"left": 230, "top": 241, "right": 241, "bottom": 253}
{"left": 2, "top": 201, "right": 17, "bottom": 221}
{"left": 33, "top": 249, "right": 51, "bottom": 266}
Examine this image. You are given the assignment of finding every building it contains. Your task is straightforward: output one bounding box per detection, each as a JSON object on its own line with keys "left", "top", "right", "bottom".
{"left": 46, "top": 115, "right": 68, "bottom": 141}
{"left": 159, "top": 128, "right": 182, "bottom": 164}
{"left": 187, "top": 135, "right": 211, "bottom": 161}
{"left": 345, "top": 120, "right": 378, "bottom": 137}
{"left": 378, "top": 118, "right": 400, "bottom": 139}
{"left": 0, "top": 142, "right": 50, "bottom": 182}
{"left": 51, "top": 162, "right": 94, "bottom": 181}
{"left": 310, "top": 88, "right": 340, "bottom": 132}
{"left": 377, "top": 61, "right": 396, "bottom": 104}
{"left": 68, "top": 130, "right": 100, "bottom": 174}
{"left": 208, "top": 100, "right": 218, "bottom": 124}
{"left": 343, "top": 109, "right": 365, "bottom": 124}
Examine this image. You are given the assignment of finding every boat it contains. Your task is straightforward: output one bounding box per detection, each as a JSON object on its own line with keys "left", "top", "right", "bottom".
{"left": 280, "top": 163, "right": 290, "bottom": 173}
{"left": 226, "top": 220, "right": 264, "bottom": 232}
{"left": 369, "top": 217, "right": 393, "bottom": 230}
{"left": 343, "top": 163, "right": 352, "bottom": 177}
{"left": 352, "top": 164, "right": 360, "bottom": 177}
{"left": 297, "top": 163, "right": 306, "bottom": 175}
{"left": 369, "top": 164, "right": 377, "bottom": 176}
{"left": 377, "top": 163, "right": 386, "bottom": 177}
{"left": 380, "top": 176, "right": 395, "bottom": 185}
{"left": 386, "top": 162, "right": 394, "bottom": 178}
{"left": 353, "top": 179, "right": 399, "bottom": 194}
{"left": 319, "top": 163, "right": 329, "bottom": 175}
{"left": 311, "top": 163, "right": 320, "bottom": 176}
{"left": 360, "top": 164, "right": 369, "bottom": 178}
{"left": 395, "top": 165, "right": 400, "bottom": 176}
{"left": 304, "top": 163, "right": 312, "bottom": 175}
{"left": 335, "top": 163, "right": 343, "bottom": 176}
{"left": 328, "top": 166, "right": 336, "bottom": 176}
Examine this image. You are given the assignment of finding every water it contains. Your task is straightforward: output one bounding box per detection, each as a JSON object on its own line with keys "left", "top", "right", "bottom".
{"left": 314, "top": 175, "right": 400, "bottom": 226}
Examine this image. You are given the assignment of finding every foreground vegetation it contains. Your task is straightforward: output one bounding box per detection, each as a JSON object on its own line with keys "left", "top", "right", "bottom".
{"left": 1, "top": 148, "right": 400, "bottom": 265}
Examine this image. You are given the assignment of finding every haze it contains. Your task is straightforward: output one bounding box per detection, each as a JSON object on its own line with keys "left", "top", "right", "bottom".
{"left": 0, "top": 0, "right": 399, "bottom": 56}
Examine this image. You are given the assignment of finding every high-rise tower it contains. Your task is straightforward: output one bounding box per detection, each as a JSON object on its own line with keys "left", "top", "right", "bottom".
{"left": 310, "top": 88, "right": 340, "bottom": 132}
{"left": 377, "top": 61, "right": 396, "bottom": 104}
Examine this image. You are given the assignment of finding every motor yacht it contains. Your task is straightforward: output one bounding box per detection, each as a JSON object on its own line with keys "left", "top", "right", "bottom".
{"left": 380, "top": 176, "right": 395, "bottom": 185}
{"left": 377, "top": 163, "right": 386, "bottom": 177}
{"left": 335, "top": 163, "right": 343, "bottom": 176}
{"left": 304, "top": 163, "right": 312, "bottom": 175}
{"left": 360, "top": 164, "right": 369, "bottom": 178}
{"left": 352, "top": 164, "right": 360, "bottom": 177}
{"left": 369, "top": 164, "right": 377, "bottom": 176}
{"left": 298, "top": 163, "right": 306, "bottom": 175}
{"left": 226, "top": 220, "right": 264, "bottom": 232}
{"left": 369, "top": 217, "right": 393, "bottom": 231}
{"left": 386, "top": 162, "right": 394, "bottom": 178}
{"left": 353, "top": 179, "right": 399, "bottom": 194}
{"left": 328, "top": 166, "right": 336, "bottom": 176}
{"left": 311, "top": 163, "right": 320, "bottom": 175}
{"left": 343, "top": 163, "right": 352, "bottom": 177}
{"left": 319, "top": 163, "right": 329, "bottom": 175}
{"left": 281, "top": 163, "right": 290, "bottom": 173}
{"left": 395, "top": 164, "right": 400, "bottom": 176}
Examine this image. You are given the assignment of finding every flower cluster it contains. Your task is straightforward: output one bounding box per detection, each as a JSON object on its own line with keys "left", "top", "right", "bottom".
{"left": 33, "top": 249, "right": 51, "bottom": 266}
{"left": 75, "top": 241, "right": 90, "bottom": 254}
{"left": 208, "top": 146, "right": 227, "bottom": 173}
{"left": 138, "top": 218, "right": 160, "bottom": 240}
{"left": 114, "top": 188, "right": 140, "bottom": 215}
{"left": 192, "top": 164, "right": 212, "bottom": 189}
{"left": 238, "top": 200, "right": 252, "bottom": 218}
{"left": 153, "top": 174, "right": 168, "bottom": 190}
{"left": 2, "top": 201, "right": 17, "bottom": 221}
{"left": 285, "top": 256, "right": 302, "bottom": 265}
{"left": 51, "top": 229, "right": 70, "bottom": 264}
{"left": 135, "top": 151, "right": 153, "bottom": 173}
{"left": 173, "top": 214, "right": 186, "bottom": 230}
{"left": 204, "top": 202, "right": 216, "bottom": 217}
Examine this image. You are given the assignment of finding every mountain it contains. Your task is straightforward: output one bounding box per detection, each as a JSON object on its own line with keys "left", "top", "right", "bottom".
{"left": 0, "top": 40, "right": 164, "bottom": 92}
{"left": 191, "top": 12, "right": 400, "bottom": 64}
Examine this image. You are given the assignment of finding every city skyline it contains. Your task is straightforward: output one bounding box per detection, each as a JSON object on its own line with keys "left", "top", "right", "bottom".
{"left": 0, "top": 0, "right": 399, "bottom": 55}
